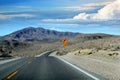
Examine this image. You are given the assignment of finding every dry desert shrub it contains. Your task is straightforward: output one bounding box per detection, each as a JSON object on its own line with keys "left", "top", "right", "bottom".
{"left": 108, "top": 52, "right": 119, "bottom": 56}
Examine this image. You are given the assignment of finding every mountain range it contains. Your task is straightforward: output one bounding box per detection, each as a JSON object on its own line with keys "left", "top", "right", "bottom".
{"left": 1, "top": 27, "right": 116, "bottom": 43}
{"left": 2, "top": 27, "right": 80, "bottom": 42}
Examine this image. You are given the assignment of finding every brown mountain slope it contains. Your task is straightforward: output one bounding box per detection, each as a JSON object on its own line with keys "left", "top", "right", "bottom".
{"left": 2, "top": 27, "right": 80, "bottom": 42}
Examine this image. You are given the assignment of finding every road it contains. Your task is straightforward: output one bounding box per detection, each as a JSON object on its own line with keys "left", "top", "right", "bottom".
{"left": 0, "top": 51, "right": 102, "bottom": 80}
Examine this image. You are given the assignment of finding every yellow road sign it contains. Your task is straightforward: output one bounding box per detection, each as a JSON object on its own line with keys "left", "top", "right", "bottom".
{"left": 62, "top": 38, "right": 68, "bottom": 48}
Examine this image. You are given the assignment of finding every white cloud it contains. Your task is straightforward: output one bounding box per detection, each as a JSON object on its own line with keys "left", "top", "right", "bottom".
{"left": 14, "top": 6, "right": 31, "bottom": 9}
{"left": 74, "top": 0, "right": 120, "bottom": 20}
{"left": 8, "top": 14, "right": 35, "bottom": 18}
{"left": 83, "top": 1, "right": 112, "bottom": 7}
{"left": 40, "top": 0, "right": 120, "bottom": 27}
{"left": 61, "top": 6, "right": 96, "bottom": 11}
{"left": 0, "top": 14, "right": 9, "bottom": 19}
{"left": 42, "top": 18, "right": 73, "bottom": 23}
{"left": 0, "top": 14, "right": 35, "bottom": 20}
{"left": 93, "top": 0, "right": 120, "bottom": 20}
{"left": 73, "top": 13, "right": 91, "bottom": 20}
{"left": 60, "top": 1, "right": 112, "bottom": 11}
{"left": 41, "top": 0, "right": 119, "bottom": 22}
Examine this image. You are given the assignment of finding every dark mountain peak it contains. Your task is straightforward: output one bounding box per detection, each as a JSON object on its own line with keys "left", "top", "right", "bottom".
{"left": 3, "top": 27, "right": 79, "bottom": 42}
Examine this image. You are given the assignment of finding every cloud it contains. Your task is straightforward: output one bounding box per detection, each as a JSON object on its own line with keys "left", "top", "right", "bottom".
{"left": 52, "top": 1, "right": 112, "bottom": 12}
{"left": 59, "top": 2, "right": 111, "bottom": 11}
{"left": 0, "top": 14, "right": 35, "bottom": 20}
{"left": 41, "top": 18, "right": 120, "bottom": 26}
{"left": 14, "top": 6, "right": 31, "bottom": 9}
{"left": 42, "top": 0, "right": 120, "bottom": 24}
{"left": 73, "top": 13, "right": 91, "bottom": 20}
{"left": 0, "top": 14, "right": 8, "bottom": 19}
{"left": 60, "top": 6, "right": 96, "bottom": 11}
{"left": 92, "top": 0, "right": 120, "bottom": 20}
{"left": 74, "top": 0, "right": 120, "bottom": 20}
{"left": 83, "top": 1, "right": 112, "bottom": 7}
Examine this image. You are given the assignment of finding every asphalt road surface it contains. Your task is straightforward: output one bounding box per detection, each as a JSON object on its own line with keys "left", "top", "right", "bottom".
{"left": 0, "top": 51, "right": 102, "bottom": 80}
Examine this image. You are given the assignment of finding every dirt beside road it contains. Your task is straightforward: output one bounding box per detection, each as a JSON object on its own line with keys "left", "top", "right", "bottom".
{"left": 60, "top": 51, "right": 120, "bottom": 80}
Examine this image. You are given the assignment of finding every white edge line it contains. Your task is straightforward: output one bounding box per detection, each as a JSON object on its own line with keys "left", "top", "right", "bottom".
{"left": 0, "top": 57, "right": 21, "bottom": 65}
{"left": 57, "top": 57, "right": 100, "bottom": 80}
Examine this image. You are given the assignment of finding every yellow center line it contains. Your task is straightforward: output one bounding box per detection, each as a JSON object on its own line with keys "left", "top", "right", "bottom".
{"left": 6, "top": 61, "right": 32, "bottom": 79}
{"left": 7, "top": 71, "right": 18, "bottom": 79}
{"left": 28, "top": 61, "right": 32, "bottom": 64}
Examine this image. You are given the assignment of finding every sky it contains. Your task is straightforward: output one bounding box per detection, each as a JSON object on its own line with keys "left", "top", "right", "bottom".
{"left": 0, "top": 0, "right": 120, "bottom": 36}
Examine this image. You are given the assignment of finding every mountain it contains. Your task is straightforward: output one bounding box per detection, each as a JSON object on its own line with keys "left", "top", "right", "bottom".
{"left": 2, "top": 27, "right": 80, "bottom": 42}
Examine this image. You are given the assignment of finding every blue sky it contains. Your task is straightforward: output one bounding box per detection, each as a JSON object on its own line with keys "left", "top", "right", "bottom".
{"left": 0, "top": 0, "right": 120, "bottom": 36}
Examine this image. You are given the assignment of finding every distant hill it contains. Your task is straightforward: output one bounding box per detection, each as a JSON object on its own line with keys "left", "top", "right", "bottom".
{"left": 72, "top": 33, "right": 115, "bottom": 41}
{"left": 2, "top": 27, "right": 80, "bottom": 42}
{"left": 69, "top": 33, "right": 116, "bottom": 44}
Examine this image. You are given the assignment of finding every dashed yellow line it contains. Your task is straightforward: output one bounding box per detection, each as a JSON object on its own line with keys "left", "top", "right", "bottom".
{"left": 7, "top": 71, "right": 18, "bottom": 79}
{"left": 6, "top": 61, "right": 32, "bottom": 79}
{"left": 28, "top": 61, "right": 32, "bottom": 64}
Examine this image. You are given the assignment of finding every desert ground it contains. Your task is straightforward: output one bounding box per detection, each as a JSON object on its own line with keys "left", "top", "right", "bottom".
{"left": 56, "top": 37, "right": 120, "bottom": 80}
{"left": 59, "top": 50, "right": 120, "bottom": 80}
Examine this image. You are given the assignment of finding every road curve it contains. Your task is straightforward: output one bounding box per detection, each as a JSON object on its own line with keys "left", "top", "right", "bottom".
{"left": 1, "top": 51, "right": 104, "bottom": 80}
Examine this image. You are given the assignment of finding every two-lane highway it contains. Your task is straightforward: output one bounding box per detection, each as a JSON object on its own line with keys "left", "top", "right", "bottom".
{"left": 0, "top": 51, "right": 103, "bottom": 80}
